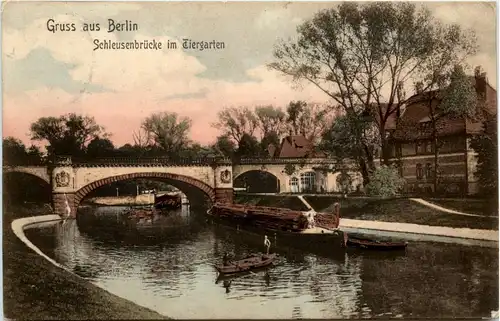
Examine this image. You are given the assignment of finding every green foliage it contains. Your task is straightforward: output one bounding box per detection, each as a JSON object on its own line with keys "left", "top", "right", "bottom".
{"left": 236, "top": 133, "right": 261, "bottom": 158}
{"left": 270, "top": 1, "right": 477, "bottom": 174}
{"left": 86, "top": 138, "right": 115, "bottom": 158}
{"left": 336, "top": 171, "right": 353, "bottom": 194}
{"left": 213, "top": 135, "right": 236, "bottom": 158}
{"left": 285, "top": 101, "right": 333, "bottom": 143}
{"left": 470, "top": 116, "right": 497, "bottom": 196}
{"left": 321, "top": 112, "right": 379, "bottom": 160}
{"left": 439, "top": 65, "right": 478, "bottom": 119}
{"left": 212, "top": 107, "right": 258, "bottom": 143}
{"left": 255, "top": 106, "right": 287, "bottom": 137}
{"left": 30, "top": 113, "right": 107, "bottom": 157}
{"left": 260, "top": 131, "right": 280, "bottom": 156}
{"left": 283, "top": 164, "right": 297, "bottom": 176}
{"left": 3, "top": 137, "right": 45, "bottom": 165}
{"left": 365, "top": 165, "right": 406, "bottom": 197}
{"left": 141, "top": 111, "right": 192, "bottom": 157}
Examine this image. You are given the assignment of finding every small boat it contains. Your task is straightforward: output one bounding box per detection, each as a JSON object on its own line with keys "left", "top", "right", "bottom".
{"left": 346, "top": 236, "right": 408, "bottom": 251}
{"left": 214, "top": 253, "right": 277, "bottom": 275}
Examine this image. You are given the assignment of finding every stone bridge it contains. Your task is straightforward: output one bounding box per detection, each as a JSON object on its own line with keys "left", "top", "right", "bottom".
{"left": 4, "top": 156, "right": 359, "bottom": 217}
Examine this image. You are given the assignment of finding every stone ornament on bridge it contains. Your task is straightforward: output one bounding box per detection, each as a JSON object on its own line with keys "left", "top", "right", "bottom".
{"left": 220, "top": 169, "right": 232, "bottom": 184}
{"left": 54, "top": 170, "right": 71, "bottom": 187}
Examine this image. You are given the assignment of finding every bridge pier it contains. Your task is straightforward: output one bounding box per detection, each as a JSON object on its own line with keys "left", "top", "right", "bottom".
{"left": 214, "top": 188, "right": 233, "bottom": 204}
{"left": 52, "top": 192, "right": 77, "bottom": 218}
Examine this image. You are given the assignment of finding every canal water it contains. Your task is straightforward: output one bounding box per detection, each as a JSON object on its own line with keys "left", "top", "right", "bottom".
{"left": 25, "top": 206, "right": 498, "bottom": 319}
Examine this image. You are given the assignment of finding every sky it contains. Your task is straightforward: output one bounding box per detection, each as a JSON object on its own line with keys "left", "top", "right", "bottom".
{"left": 2, "top": 1, "right": 497, "bottom": 148}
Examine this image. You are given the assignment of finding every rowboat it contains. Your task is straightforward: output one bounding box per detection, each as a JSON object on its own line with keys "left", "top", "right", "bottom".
{"left": 346, "top": 236, "right": 408, "bottom": 251}
{"left": 214, "top": 253, "right": 277, "bottom": 275}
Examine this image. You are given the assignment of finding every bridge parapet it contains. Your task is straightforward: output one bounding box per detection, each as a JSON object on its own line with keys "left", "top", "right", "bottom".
{"left": 236, "top": 157, "right": 341, "bottom": 165}
{"left": 55, "top": 156, "right": 233, "bottom": 167}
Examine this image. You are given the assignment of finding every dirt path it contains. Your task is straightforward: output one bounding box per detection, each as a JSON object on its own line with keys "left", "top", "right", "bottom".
{"left": 410, "top": 198, "right": 497, "bottom": 218}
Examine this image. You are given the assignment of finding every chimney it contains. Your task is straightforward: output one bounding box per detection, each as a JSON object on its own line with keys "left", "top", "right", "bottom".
{"left": 475, "top": 70, "right": 487, "bottom": 97}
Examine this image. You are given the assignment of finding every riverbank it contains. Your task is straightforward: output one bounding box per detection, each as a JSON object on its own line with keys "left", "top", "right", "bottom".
{"left": 3, "top": 204, "right": 168, "bottom": 320}
{"left": 234, "top": 194, "right": 498, "bottom": 231}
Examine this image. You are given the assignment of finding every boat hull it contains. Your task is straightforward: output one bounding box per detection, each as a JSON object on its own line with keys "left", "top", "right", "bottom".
{"left": 346, "top": 237, "right": 408, "bottom": 251}
{"left": 214, "top": 253, "right": 277, "bottom": 275}
{"left": 206, "top": 211, "right": 347, "bottom": 258}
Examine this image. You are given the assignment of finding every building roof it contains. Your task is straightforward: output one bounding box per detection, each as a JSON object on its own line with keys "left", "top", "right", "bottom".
{"left": 268, "top": 135, "right": 326, "bottom": 158}
{"left": 390, "top": 73, "right": 497, "bottom": 141}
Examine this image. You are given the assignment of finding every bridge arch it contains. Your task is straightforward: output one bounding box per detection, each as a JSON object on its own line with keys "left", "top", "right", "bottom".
{"left": 3, "top": 166, "right": 51, "bottom": 184}
{"left": 233, "top": 170, "right": 280, "bottom": 193}
{"left": 74, "top": 172, "right": 215, "bottom": 208}
{"left": 3, "top": 171, "right": 52, "bottom": 204}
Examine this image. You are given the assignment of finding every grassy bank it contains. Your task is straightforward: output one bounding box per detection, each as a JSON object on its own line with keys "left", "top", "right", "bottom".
{"left": 3, "top": 204, "right": 168, "bottom": 320}
{"left": 306, "top": 196, "right": 499, "bottom": 230}
{"left": 234, "top": 194, "right": 498, "bottom": 231}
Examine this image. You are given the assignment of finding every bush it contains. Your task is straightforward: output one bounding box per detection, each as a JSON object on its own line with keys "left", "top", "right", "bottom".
{"left": 365, "top": 165, "right": 406, "bottom": 198}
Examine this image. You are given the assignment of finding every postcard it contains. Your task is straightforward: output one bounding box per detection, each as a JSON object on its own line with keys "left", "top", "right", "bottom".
{"left": 2, "top": 1, "right": 498, "bottom": 320}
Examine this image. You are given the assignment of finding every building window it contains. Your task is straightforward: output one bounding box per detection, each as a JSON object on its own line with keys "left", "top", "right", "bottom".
{"left": 416, "top": 140, "right": 433, "bottom": 155}
{"left": 300, "top": 171, "right": 316, "bottom": 193}
{"left": 425, "top": 163, "right": 433, "bottom": 179}
{"left": 289, "top": 177, "right": 299, "bottom": 193}
{"left": 416, "top": 163, "right": 423, "bottom": 180}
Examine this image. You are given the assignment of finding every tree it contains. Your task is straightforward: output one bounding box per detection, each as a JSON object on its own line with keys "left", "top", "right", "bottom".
{"left": 3, "top": 137, "right": 44, "bottom": 165}
{"left": 260, "top": 131, "right": 281, "bottom": 157}
{"left": 336, "top": 170, "right": 354, "bottom": 195}
{"left": 235, "top": 133, "right": 261, "bottom": 158}
{"left": 30, "top": 113, "right": 108, "bottom": 158}
{"left": 320, "top": 112, "right": 379, "bottom": 184}
{"left": 269, "top": 2, "right": 477, "bottom": 169}
{"left": 86, "top": 138, "right": 115, "bottom": 158}
{"left": 470, "top": 115, "right": 497, "bottom": 197}
{"left": 254, "top": 105, "right": 287, "bottom": 138}
{"left": 213, "top": 135, "right": 237, "bottom": 158}
{"left": 212, "top": 107, "right": 259, "bottom": 144}
{"left": 141, "top": 112, "right": 192, "bottom": 158}
{"left": 132, "top": 127, "right": 152, "bottom": 148}
{"left": 285, "top": 101, "right": 333, "bottom": 143}
{"left": 412, "top": 65, "right": 478, "bottom": 192}
{"left": 365, "top": 165, "right": 406, "bottom": 197}
{"left": 178, "top": 143, "right": 215, "bottom": 159}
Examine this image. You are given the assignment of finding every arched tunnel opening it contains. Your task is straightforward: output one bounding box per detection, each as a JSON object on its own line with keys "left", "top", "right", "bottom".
{"left": 233, "top": 170, "right": 280, "bottom": 193}
{"left": 77, "top": 177, "right": 211, "bottom": 212}
{"left": 75, "top": 176, "right": 212, "bottom": 244}
{"left": 3, "top": 171, "right": 52, "bottom": 208}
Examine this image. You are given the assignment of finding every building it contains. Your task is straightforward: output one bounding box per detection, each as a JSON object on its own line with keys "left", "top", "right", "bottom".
{"left": 264, "top": 135, "right": 361, "bottom": 193}
{"left": 267, "top": 135, "right": 327, "bottom": 158}
{"left": 383, "top": 71, "right": 497, "bottom": 195}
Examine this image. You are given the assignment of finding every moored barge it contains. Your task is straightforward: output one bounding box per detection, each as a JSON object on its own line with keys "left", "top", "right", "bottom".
{"left": 206, "top": 202, "right": 347, "bottom": 257}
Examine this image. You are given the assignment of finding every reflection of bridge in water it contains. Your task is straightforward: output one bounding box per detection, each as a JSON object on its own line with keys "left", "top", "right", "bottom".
{"left": 4, "top": 156, "right": 360, "bottom": 217}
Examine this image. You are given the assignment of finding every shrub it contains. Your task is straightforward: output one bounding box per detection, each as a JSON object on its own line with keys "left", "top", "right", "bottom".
{"left": 336, "top": 171, "right": 353, "bottom": 194}
{"left": 365, "top": 165, "right": 406, "bottom": 198}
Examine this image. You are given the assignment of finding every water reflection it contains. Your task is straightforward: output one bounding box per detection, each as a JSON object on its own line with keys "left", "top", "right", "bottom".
{"left": 25, "top": 206, "right": 498, "bottom": 319}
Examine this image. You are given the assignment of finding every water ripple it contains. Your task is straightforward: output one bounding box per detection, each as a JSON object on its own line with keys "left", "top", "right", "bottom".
{"left": 24, "top": 208, "right": 500, "bottom": 319}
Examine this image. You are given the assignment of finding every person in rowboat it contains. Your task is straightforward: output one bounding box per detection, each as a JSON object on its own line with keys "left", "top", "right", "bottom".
{"left": 223, "top": 252, "right": 230, "bottom": 266}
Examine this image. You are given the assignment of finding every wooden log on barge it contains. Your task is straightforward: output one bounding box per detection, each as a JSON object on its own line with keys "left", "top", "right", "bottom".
{"left": 209, "top": 203, "right": 341, "bottom": 232}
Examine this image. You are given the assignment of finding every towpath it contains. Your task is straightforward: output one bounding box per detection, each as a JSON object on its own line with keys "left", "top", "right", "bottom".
{"left": 296, "top": 195, "right": 498, "bottom": 246}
